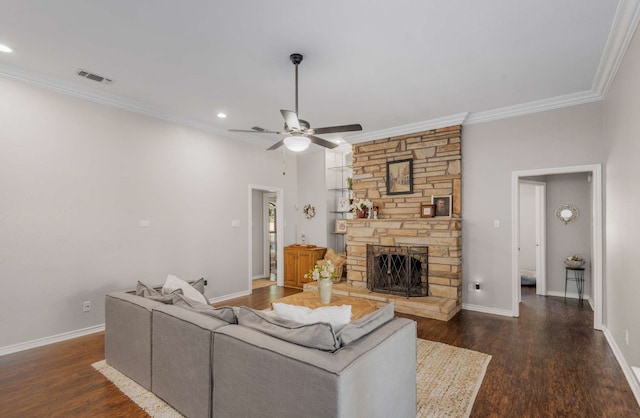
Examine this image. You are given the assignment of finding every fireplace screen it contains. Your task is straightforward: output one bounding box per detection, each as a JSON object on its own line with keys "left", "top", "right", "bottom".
{"left": 366, "top": 244, "right": 428, "bottom": 297}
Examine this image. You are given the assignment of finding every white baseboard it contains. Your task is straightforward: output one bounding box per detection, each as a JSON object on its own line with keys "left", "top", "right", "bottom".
{"left": 0, "top": 324, "right": 105, "bottom": 357}
{"left": 602, "top": 326, "right": 640, "bottom": 407}
{"left": 546, "top": 291, "right": 594, "bottom": 308}
{"left": 208, "top": 289, "right": 251, "bottom": 304}
{"left": 0, "top": 289, "right": 255, "bottom": 357}
{"left": 462, "top": 303, "right": 515, "bottom": 317}
{"left": 252, "top": 275, "right": 266, "bottom": 280}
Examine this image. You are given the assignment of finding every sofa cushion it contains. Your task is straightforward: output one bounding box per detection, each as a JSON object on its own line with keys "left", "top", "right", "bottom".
{"left": 135, "top": 281, "right": 182, "bottom": 303}
{"left": 272, "top": 303, "right": 352, "bottom": 331}
{"left": 237, "top": 307, "right": 339, "bottom": 351}
{"left": 336, "top": 303, "right": 395, "bottom": 346}
{"left": 162, "top": 274, "right": 208, "bottom": 305}
{"left": 171, "top": 293, "right": 237, "bottom": 324}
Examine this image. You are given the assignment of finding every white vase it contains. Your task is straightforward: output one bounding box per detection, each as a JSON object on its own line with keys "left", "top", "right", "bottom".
{"left": 318, "top": 279, "right": 332, "bottom": 304}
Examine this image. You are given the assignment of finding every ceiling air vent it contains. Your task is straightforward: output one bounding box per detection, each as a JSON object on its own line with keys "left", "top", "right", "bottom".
{"left": 76, "top": 69, "right": 113, "bottom": 84}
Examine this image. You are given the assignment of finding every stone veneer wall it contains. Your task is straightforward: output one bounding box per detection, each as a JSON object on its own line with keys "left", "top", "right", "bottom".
{"left": 346, "top": 125, "right": 462, "bottom": 311}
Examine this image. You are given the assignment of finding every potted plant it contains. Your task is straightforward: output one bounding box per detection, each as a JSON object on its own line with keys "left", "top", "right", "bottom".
{"left": 351, "top": 198, "right": 373, "bottom": 218}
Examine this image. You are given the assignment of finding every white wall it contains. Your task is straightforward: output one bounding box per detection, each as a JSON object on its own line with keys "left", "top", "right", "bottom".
{"left": 545, "top": 173, "right": 592, "bottom": 297}
{"left": 518, "top": 183, "right": 537, "bottom": 272}
{"left": 0, "top": 76, "right": 298, "bottom": 348}
{"left": 462, "top": 102, "right": 604, "bottom": 312}
{"left": 603, "top": 25, "right": 640, "bottom": 370}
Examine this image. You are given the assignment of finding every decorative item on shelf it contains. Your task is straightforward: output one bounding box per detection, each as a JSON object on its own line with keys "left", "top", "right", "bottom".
{"left": 346, "top": 177, "right": 353, "bottom": 190}
{"left": 386, "top": 159, "right": 413, "bottom": 195}
{"left": 335, "top": 219, "right": 348, "bottom": 234}
{"left": 555, "top": 204, "right": 579, "bottom": 225}
{"left": 351, "top": 198, "right": 372, "bottom": 219}
{"left": 337, "top": 197, "right": 350, "bottom": 212}
{"left": 432, "top": 195, "right": 452, "bottom": 217}
{"left": 564, "top": 255, "right": 585, "bottom": 268}
{"left": 373, "top": 206, "right": 379, "bottom": 219}
{"left": 303, "top": 204, "right": 316, "bottom": 219}
{"left": 304, "top": 260, "right": 337, "bottom": 303}
{"left": 420, "top": 203, "right": 434, "bottom": 218}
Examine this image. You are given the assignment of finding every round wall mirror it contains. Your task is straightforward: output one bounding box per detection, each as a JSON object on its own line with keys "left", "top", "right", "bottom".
{"left": 555, "top": 204, "right": 579, "bottom": 225}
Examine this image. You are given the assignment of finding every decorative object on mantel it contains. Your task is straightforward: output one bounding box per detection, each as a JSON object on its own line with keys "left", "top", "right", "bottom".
{"left": 564, "top": 255, "right": 585, "bottom": 268}
{"left": 432, "top": 195, "right": 452, "bottom": 217}
{"left": 555, "top": 204, "right": 579, "bottom": 225}
{"left": 304, "top": 260, "right": 337, "bottom": 303}
{"left": 303, "top": 204, "right": 316, "bottom": 219}
{"left": 373, "top": 206, "right": 379, "bottom": 219}
{"left": 351, "top": 198, "right": 372, "bottom": 218}
{"left": 386, "top": 159, "right": 413, "bottom": 195}
{"left": 420, "top": 204, "right": 434, "bottom": 218}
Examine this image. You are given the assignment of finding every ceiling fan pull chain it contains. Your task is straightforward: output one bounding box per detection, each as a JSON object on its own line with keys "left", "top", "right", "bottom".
{"left": 282, "top": 146, "right": 286, "bottom": 175}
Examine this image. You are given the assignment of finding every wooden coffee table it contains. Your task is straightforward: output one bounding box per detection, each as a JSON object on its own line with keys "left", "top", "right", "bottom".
{"left": 272, "top": 292, "right": 378, "bottom": 320}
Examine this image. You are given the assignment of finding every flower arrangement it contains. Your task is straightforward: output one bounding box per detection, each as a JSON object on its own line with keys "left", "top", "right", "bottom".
{"left": 304, "top": 260, "right": 336, "bottom": 281}
{"left": 350, "top": 198, "right": 373, "bottom": 212}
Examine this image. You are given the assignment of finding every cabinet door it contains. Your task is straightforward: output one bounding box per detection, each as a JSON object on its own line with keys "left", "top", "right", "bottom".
{"left": 283, "top": 249, "right": 298, "bottom": 287}
{"left": 298, "top": 249, "right": 326, "bottom": 285}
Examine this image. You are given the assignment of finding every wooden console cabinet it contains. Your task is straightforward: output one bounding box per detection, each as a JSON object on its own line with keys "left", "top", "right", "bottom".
{"left": 284, "top": 245, "right": 327, "bottom": 288}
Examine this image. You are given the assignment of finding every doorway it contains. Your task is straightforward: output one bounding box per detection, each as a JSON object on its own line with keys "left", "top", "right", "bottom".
{"left": 512, "top": 164, "right": 603, "bottom": 330}
{"left": 263, "top": 192, "right": 277, "bottom": 281}
{"left": 248, "top": 185, "right": 284, "bottom": 291}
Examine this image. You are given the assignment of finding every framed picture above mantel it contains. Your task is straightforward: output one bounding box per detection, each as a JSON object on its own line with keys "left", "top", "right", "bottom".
{"left": 386, "top": 159, "right": 413, "bottom": 195}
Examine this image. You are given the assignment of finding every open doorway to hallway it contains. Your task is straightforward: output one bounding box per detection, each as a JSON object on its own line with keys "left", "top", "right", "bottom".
{"left": 512, "top": 164, "right": 602, "bottom": 330}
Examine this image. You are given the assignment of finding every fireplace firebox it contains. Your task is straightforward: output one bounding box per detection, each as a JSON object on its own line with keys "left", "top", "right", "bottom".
{"left": 366, "top": 244, "right": 429, "bottom": 297}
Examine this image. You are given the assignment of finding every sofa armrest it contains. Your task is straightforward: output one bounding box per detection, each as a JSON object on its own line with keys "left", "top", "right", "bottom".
{"left": 151, "top": 304, "right": 229, "bottom": 418}
{"left": 105, "top": 291, "right": 163, "bottom": 390}
{"left": 213, "top": 318, "right": 416, "bottom": 418}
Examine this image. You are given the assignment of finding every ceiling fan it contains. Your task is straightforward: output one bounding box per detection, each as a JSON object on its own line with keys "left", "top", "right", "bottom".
{"left": 230, "top": 53, "right": 363, "bottom": 152}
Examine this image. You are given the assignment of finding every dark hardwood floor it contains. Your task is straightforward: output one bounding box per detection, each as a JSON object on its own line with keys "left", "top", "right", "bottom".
{"left": 0, "top": 285, "right": 638, "bottom": 417}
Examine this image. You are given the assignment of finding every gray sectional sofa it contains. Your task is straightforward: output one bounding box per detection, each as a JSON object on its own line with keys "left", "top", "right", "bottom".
{"left": 105, "top": 289, "right": 417, "bottom": 418}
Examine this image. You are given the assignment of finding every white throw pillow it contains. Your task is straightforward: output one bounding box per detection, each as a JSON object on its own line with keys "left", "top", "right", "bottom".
{"left": 162, "top": 274, "right": 208, "bottom": 305}
{"left": 272, "top": 303, "right": 352, "bottom": 331}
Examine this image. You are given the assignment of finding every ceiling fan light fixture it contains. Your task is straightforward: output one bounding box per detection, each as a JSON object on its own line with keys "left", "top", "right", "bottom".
{"left": 283, "top": 135, "right": 310, "bottom": 152}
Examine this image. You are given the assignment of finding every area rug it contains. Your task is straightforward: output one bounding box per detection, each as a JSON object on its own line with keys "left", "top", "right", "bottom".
{"left": 252, "top": 278, "right": 276, "bottom": 290}
{"left": 93, "top": 339, "right": 490, "bottom": 418}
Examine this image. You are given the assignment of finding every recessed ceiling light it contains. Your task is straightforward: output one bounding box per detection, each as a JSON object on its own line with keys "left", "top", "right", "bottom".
{"left": 0, "top": 44, "right": 13, "bottom": 53}
{"left": 217, "top": 112, "right": 227, "bottom": 118}
{"left": 335, "top": 138, "right": 344, "bottom": 144}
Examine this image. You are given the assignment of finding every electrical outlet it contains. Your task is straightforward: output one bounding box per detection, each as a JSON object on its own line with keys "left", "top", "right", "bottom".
{"left": 625, "top": 329, "right": 629, "bottom": 346}
{"left": 203, "top": 278, "right": 208, "bottom": 286}
{"left": 82, "top": 301, "right": 91, "bottom": 312}
{"left": 474, "top": 282, "right": 481, "bottom": 292}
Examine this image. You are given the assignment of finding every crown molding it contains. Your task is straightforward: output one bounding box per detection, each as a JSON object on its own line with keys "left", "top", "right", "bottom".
{"left": 592, "top": 0, "right": 640, "bottom": 98}
{"left": 0, "top": 63, "right": 269, "bottom": 148}
{"left": 464, "top": 91, "right": 602, "bottom": 125}
{"left": 345, "top": 112, "right": 469, "bottom": 144}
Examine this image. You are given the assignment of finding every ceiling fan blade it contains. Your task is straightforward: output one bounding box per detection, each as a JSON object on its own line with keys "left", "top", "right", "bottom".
{"left": 280, "top": 109, "right": 300, "bottom": 130}
{"left": 267, "top": 139, "right": 285, "bottom": 151}
{"left": 313, "top": 124, "right": 363, "bottom": 135}
{"left": 307, "top": 135, "right": 339, "bottom": 149}
{"left": 229, "top": 127, "right": 282, "bottom": 134}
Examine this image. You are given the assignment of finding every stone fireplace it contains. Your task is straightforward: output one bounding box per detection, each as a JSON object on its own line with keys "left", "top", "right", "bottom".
{"left": 345, "top": 125, "right": 463, "bottom": 320}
